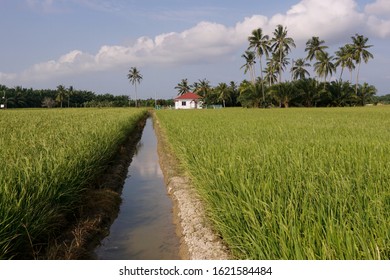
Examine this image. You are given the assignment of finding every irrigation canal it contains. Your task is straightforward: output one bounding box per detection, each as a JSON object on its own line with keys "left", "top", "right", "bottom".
{"left": 94, "top": 118, "right": 180, "bottom": 260}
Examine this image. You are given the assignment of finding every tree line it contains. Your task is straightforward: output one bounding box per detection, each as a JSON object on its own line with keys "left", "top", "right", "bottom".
{"left": 175, "top": 25, "right": 387, "bottom": 108}
{"left": 0, "top": 84, "right": 173, "bottom": 109}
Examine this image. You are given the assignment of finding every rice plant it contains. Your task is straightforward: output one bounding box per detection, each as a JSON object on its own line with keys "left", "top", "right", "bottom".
{"left": 0, "top": 108, "right": 147, "bottom": 259}
{"left": 156, "top": 107, "right": 390, "bottom": 259}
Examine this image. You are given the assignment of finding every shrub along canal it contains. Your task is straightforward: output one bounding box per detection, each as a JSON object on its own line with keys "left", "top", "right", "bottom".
{"left": 94, "top": 118, "right": 180, "bottom": 260}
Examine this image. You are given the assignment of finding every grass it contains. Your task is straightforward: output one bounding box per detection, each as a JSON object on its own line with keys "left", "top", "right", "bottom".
{"left": 0, "top": 108, "right": 147, "bottom": 259}
{"left": 155, "top": 107, "right": 390, "bottom": 259}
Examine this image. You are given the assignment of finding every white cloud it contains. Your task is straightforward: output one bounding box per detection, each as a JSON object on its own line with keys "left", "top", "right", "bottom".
{"left": 365, "top": 0, "right": 390, "bottom": 15}
{"left": 269, "top": 0, "right": 366, "bottom": 42}
{"left": 364, "top": 0, "right": 390, "bottom": 38}
{"left": 2, "top": 0, "right": 388, "bottom": 85}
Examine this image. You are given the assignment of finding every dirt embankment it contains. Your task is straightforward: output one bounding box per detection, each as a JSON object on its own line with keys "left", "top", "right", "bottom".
{"left": 152, "top": 112, "right": 231, "bottom": 260}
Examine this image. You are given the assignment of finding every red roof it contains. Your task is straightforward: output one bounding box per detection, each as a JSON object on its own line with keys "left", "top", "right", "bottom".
{"left": 174, "top": 92, "right": 202, "bottom": 100}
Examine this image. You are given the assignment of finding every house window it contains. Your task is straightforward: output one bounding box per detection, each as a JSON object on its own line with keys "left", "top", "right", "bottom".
{"left": 182, "top": 101, "right": 186, "bottom": 106}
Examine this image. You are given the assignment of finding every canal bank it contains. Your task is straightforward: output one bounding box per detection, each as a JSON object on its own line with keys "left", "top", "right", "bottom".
{"left": 46, "top": 112, "right": 230, "bottom": 260}
{"left": 94, "top": 118, "right": 180, "bottom": 259}
{"left": 152, "top": 112, "right": 231, "bottom": 260}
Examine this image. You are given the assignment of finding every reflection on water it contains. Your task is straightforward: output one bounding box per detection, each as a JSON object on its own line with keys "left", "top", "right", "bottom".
{"left": 95, "top": 118, "right": 180, "bottom": 260}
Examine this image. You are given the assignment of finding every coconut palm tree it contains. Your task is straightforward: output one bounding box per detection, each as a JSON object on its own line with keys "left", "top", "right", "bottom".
{"left": 56, "top": 85, "right": 66, "bottom": 108}
{"left": 127, "top": 67, "right": 143, "bottom": 107}
{"left": 305, "top": 36, "right": 328, "bottom": 61}
{"left": 248, "top": 28, "right": 271, "bottom": 107}
{"left": 193, "top": 79, "right": 212, "bottom": 98}
{"left": 270, "top": 25, "right": 296, "bottom": 83}
{"left": 349, "top": 34, "right": 374, "bottom": 96}
{"left": 264, "top": 58, "right": 278, "bottom": 86}
{"left": 291, "top": 58, "right": 311, "bottom": 80}
{"left": 240, "top": 50, "right": 257, "bottom": 84}
{"left": 314, "top": 52, "right": 336, "bottom": 84}
{"left": 67, "top": 85, "right": 73, "bottom": 108}
{"left": 174, "top": 78, "right": 191, "bottom": 95}
{"left": 334, "top": 45, "right": 355, "bottom": 81}
{"left": 215, "top": 82, "right": 230, "bottom": 107}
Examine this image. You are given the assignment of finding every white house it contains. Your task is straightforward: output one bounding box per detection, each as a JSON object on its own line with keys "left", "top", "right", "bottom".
{"left": 174, "top": 92, "right": 203, "bottom": 109}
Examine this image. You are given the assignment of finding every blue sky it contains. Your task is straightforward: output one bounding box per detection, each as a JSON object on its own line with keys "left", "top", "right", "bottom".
{"left": 0, "top": 0, "right": 389, "bottom": 99}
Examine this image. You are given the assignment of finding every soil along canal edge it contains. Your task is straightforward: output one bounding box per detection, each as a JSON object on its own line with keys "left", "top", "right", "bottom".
{"left": 45, "top": 112, "right": 148, "bottom": 259}
{"left": 152, "top": 112, "right": 231, "bottom": 260}
{"left": 94, "top": 118, "right": 180, "bottom": 260}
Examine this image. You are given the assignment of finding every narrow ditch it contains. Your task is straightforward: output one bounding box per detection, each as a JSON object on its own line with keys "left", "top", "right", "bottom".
{"left": 93, "top": 118, "right": 180, "bottom": 259}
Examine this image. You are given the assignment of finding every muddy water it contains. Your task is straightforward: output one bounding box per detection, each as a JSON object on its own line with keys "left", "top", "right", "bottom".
{"left": 94, "top": 118, "right": 180, "bottom": 260}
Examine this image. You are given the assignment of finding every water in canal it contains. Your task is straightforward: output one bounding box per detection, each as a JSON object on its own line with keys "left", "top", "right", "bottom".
{"left": 94, "top": 118, "right": 180, "bottom": 260}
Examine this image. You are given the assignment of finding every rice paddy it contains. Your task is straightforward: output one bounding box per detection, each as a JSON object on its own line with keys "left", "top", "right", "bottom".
{"left": 155, "top": 107, "right": 390, "bottom": 260}
{"left": 0, "top": 108, "right": 148, "bottom": 259}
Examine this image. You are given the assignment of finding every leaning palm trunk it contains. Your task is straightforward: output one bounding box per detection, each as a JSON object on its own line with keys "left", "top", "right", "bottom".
{"left": 259, "top": 58, "right": 266, "bottom": 107}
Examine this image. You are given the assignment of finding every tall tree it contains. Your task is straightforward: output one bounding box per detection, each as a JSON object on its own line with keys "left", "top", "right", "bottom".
{"left": 350, "top": 34, "right": 374, "bottom": 96}
{"left": 56, "top": 85, "right": 66, "bottom": 108}
{"left": 215, "top": 82, "right": 230, "bottom": 107}
{"left": 314, "top": 52, "right": 336, "bottom": 84}
{"left": 335, "top": 45, "right": 355, "bottom": 81}
{"left": 270, "top": 25, "right": 296, "bottom": 83}
{"left": 248, "top": 28, "right": 270, "bottom": 107}
{"left": 174, "top": 78, "right": 191, "bottom": 95}
{"left": 291, "top": 58, "right": 311, "bottom": 80}
{"left": 67, "top": 85, "right": 73, "bottom": 108}
{"left": 127, "top": 67, "right": 143, "bottom": 107}
{"left": 264, "top": 58, "right": 278, "bottom": 86}
{"left": 305, "top": 36, "right": 328, "bottom": 61}
{"left": 193, "top": 79, "right": 212, "bottom": 98}
{"left": 240, "top": 50, "right": 256, "bottom": 84}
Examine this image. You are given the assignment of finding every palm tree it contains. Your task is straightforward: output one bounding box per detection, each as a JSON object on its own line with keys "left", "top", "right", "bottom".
{"left": 67, "top": 85, "right": 73, "bottom": 108}
{"left": 56, "top": 85, "right": 66, "bottom": 108}
{"left": 240, "top": 50, "right": 256, "bottom": 84}
{"left": 305, "top": 36, "right": 328, "bottom": 61}
{"left": 215, "top": 82, "right": 230, "bottom": 107}
{"left": 264, "top": 58, "right": 278, "bottom": 86}
{"left": 268, "top": 81, "right": 297, "bottom": 108}
{"left": 294, "top": 78, "right": 321, "bottom": 107}
{"left": 270, "top": 25, "right": 296, "bottom": 83}
{"left": 291, "top": 58, "right": 311, "bottom": 80}
{"left": 193, "top": 79, "right": 212, "bottom": 98}
{"left": 174, "top": 78, "right": 191, "bottom": 95}
{"left": 350, "top": 34, "right": 374, "bottom": 95}
{"left": 238, "top": 80, "right": 262, "bottom": 108}
{"left": 127, "top": 67, "right": 143, "bottom": 107}
{"left": 8, "top": 86, "right": 26, "bottom": 108}
{"left": 248, "top": 28, "right": 271, "bottom": 107}
{"left": 314, "top": 52, "right": 336, "bottom": 84}
{"left": 357, "top": 82, "right": 377, "bottom": 106}
{"left": 334, "top": 45, "right": 355, "bottom": 81}
{"left": 327, "top": 80, "right": 355, "bottom": 107}
{"left": 228, "top": 81, "right": 239, "bottom": 106}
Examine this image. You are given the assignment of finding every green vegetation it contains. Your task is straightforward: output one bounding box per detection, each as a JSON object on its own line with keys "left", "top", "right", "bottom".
{"left": 0, "top": 84, "right": 173, "bottom": 109}
{"left": 175, "top": 27, "right": 376, "bottom": 108}
{"left": 0, "top": 108, "right": 147, "bottom": 259}
{"left": 156, "top": 107, "right": 390, "bottom": 259}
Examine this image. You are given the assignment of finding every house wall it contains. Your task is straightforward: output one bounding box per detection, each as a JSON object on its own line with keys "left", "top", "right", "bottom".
{"left": 175, "top": 99, "right": 200, "bottom": 109}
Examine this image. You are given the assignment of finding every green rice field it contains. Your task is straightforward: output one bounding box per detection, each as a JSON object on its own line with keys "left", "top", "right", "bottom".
{"left": 0, "top": 108, "right": 147, "bottom": 259}
{"left": 156, "top": 107, "right": 390, "bottom": 259}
